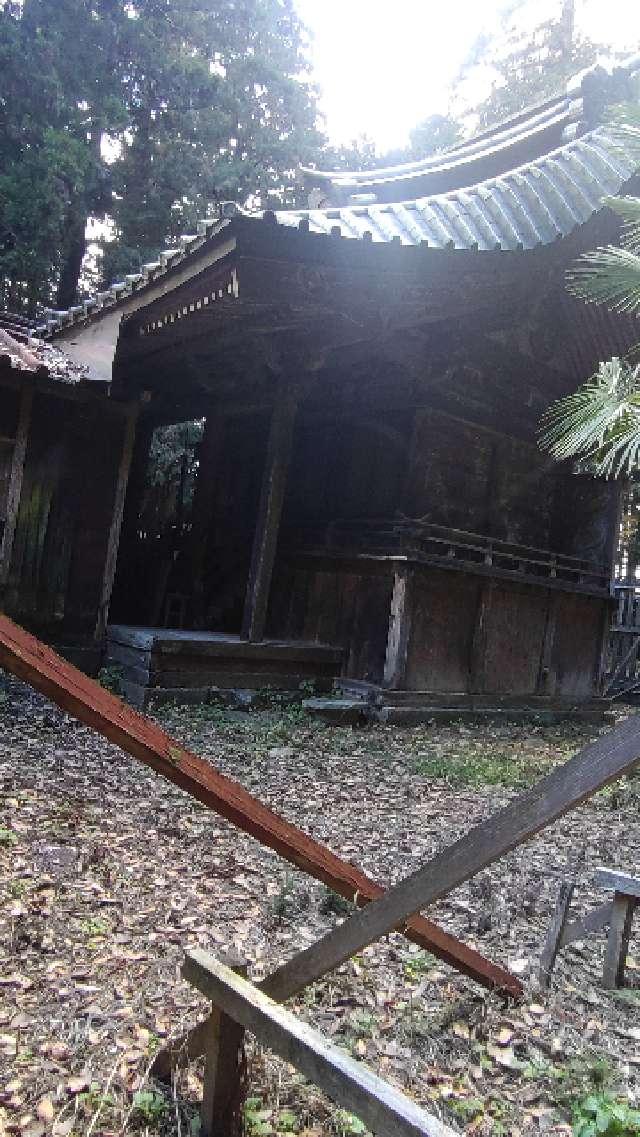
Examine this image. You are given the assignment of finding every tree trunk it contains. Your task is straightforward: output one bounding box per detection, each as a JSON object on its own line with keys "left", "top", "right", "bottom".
{"left": 56, "top": 202, "right": 87, "bottom": 310}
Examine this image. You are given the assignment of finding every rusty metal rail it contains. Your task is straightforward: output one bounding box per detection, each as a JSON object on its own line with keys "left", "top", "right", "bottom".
{"left": 0, "top": 613, "right": 521, "bottom": 997}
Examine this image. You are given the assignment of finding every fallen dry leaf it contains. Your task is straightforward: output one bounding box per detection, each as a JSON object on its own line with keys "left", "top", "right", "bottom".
{"left": 35, "top": 1098, "right": 54, "bottom": 1123}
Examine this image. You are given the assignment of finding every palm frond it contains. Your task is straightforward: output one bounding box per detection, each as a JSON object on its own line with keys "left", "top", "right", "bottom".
{"left": 539, "top": 359, "right": 640, "bottom": 478}
{"left": 604, "top": 195, "right": 640, "bottom": 254}
{"left": 606, "top": 106, "right": 640, "bottom": 165}
{"left": 567, "top": 246, "right": 640, "bottom": 313}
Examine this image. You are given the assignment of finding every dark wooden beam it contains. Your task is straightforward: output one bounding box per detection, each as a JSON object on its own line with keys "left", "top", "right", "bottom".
{"left": 242, "top": 380, "right": 298, "bottom": 642}
{"left": 382, "top": 570, "right": 413, "bottom": 689}
{"left": 190, "top": 411, "right": 224, "bottom": 628}
{"left": 469, "top": 583, "right": 493, "bottom": 693}
{"left": 0, "top": 380, "right": 33, "bottom": 585}
{"left": 536, "top": 592, "right": 559, "bottom": 695}
{"left": 95, "top": 403, "right": 139, "bottom": 640}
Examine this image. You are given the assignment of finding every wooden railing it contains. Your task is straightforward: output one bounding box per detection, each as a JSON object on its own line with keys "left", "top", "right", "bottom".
{"left": 284, "top": 518, "right": 611, "bottom": 595}
{"left": 606, "top": 583, "right": 640, "bottom": 698}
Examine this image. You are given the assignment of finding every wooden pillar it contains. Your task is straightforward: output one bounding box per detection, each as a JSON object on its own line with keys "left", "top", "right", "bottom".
{"left": 604, "top": 478, "right": 625, "bottom": 578}
{"left": 118, "top": 415, "right": 155, "bottom": 557}
{"left": 595, "top": 479, "right": 626, "bottom": 692}
{"left": 382, "top": 569, "right": 413, "bottom": 689}
{"left": 190, "top": 412, "right": 224, "bottom": 629}
{"left": 94, "top": 403, "right": 139, "bottom": 641}
{"left": 539, "top": 879, "right": 575, "bottom": 988}
{"left": 401, "top": 409, "right": 427, "bottom": 514}
{"left": 241, "top": 382, "right": 298, "bottom": 643}
{"left": 536, "top": 591, "right": 559, "bottom": 695}
{"left": 469, "top": 583, "right": 493, "bottom": 693}
{"left": 0, "top": 381, "right": 33, "bottom": 587}
{"left": 200, "top": 952, "right": 248, "bottom": 1137}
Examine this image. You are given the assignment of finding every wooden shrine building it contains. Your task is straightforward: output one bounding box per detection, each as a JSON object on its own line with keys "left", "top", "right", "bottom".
{"left": 0, "top": 316, "right": 135, "bottom": 673}
{"left": 6, "top": 59, "right": 640, "bottom": 717}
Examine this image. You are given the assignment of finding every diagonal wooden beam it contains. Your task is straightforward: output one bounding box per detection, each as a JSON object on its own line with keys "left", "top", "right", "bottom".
{"left": 261, "top": 715, "right": 640, "bottom": 1002}
{"left": 184, "top": 950, "right": 457, "bottom": 1137}
{"left": 0, "top": 613, "right": 520, "bottom": 998}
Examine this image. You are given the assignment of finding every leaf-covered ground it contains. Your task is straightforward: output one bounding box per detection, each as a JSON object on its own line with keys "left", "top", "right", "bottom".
{"left": 1, "top": 677, "right": 639, "bottom": 1137}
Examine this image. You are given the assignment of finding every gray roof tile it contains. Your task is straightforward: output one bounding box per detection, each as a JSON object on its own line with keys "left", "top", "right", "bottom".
{"left": 272, "top": 126, "right": 638, "bottom": 251}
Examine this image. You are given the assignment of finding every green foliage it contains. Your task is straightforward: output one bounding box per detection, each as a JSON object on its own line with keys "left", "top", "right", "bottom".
{"left": 540, "top": 115, "right": 640, "bottom": 478}
{"left": 97, "top": 664, "right": 123, "bottom": 696}
{"left": 334, "top": 1111, "right": 368, "bottom": 1136}
{"left": 460, "top": 0, "right": 601, "bottom": 129}
{"left": 414, "top": 742, "right": 537, "bottom": 788}
{"left": 318, "top": 887, "right": 354, "bottom": 918}
{"left": 244, "top": 1096, "right": 273, "bottom": 1136}
{"left": 540, "top": 359, "right": 640, "bottom": 479}
{"left": 131, "top": 1089, "right": 168, "bottom": 1124}
{"left": 269, "top": 871, "right": 309, "bottom": 922}
{"left": 572, "top": 1094, "right": 640, "bottom": 1136}
{"left": 401, "top": 948, "right": 437, "bottom": 981}
{"left": 0, "top": 0, "right": 322, "bottom": 312}
{"left": 0, "top": 827, "right": 18, "bottom": 846}
{"left": 408, "top": 113, "right": 462, "bottom": 159}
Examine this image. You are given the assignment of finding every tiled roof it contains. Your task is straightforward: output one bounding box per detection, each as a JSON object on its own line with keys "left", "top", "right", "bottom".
{"left": 0, "top": 321, "right": 91, "bottom": 383}
{"left": 300, "top": 53, "right": 640, "bottom": 201}
{"left": 30, "top": 53, "right": 640, "bottom": 341}
{"left": 33, "top": 217, "right": 232, "bottom": 339}
{"left": 271, "top": 125, "right": 638, "bottom": 251}
{"left": 300, "top": 93, "right": 576, "bottom": 201}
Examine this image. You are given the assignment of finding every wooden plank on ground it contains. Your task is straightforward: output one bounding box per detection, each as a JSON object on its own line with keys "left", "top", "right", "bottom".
{"left": 184, "top": 950, "right": 456, "bottom": 1137}
{"left": 596, "top": 867, "right": 640, "bottom": 900}
{"left": 261, "top": 713, "right": 640, "bottom": 1002}
{"left": 0, "top": 613, "right": 520, "bottom": 997}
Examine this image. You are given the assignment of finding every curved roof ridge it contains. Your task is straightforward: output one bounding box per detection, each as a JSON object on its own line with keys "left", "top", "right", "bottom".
{"left": 273, "top": 124, "right": 639, "bottom": 251}
{"left": 302, "top": 51, "right": 640, "bottom": 202}
{"left": 303, "top": 96, "right": 572, "bottom": 188}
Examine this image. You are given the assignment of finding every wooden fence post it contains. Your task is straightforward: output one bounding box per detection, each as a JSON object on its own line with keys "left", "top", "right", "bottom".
{"left": 201, "top": 951, "right": 248, "bottom": 1137}
{"left": 603, "top": 894, "right": 636, "bottom": 989}
{"left": 539, "top": 880, "right": 575, "bottom": 988}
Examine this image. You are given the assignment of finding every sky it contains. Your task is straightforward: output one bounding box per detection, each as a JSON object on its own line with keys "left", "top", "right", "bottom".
{"left": 295, "top": 0, "right": 640, "bottom": 152}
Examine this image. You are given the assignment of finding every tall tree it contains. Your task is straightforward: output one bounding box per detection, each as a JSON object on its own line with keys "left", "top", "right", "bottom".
{"left": 458, "top": 0, "right": 601, "bottom": 128}
{"left": 103, "top": 0, "right": 322, "bottom": 282}
{"left": 0, "top": 0, "right": 321, "bottom": 313}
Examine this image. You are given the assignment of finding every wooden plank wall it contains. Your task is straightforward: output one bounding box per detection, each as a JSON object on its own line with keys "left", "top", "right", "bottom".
{"left": 271, "top": 564, "right": 392, "bottom": 682}
{"left": 268, "top": 402, "right": 613, "bottom": 696}
{"left": 283, "top": 409, "right": 610, "bottom": 558}
{"left": 275, "top": 561, "right": 607, "bottom": 697}
{"left": 4, "top": 391, "right": 130, "bottom": 637}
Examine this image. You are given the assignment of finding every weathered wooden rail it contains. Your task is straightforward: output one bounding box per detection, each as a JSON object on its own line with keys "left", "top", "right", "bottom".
{"left": 0, "top": 613, "right": 518, "bottom": 996}
{"left": 606, "top": 583, "right": 640, "bottom": 698}
{"left": 540, "top": 867, "right": 639, "bottom": 989}
{"left": 184, "top": 949, "right": 456, "bottom": 1137}
{"left": 286, "top": 517, "right": 611, "bottom": 594}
